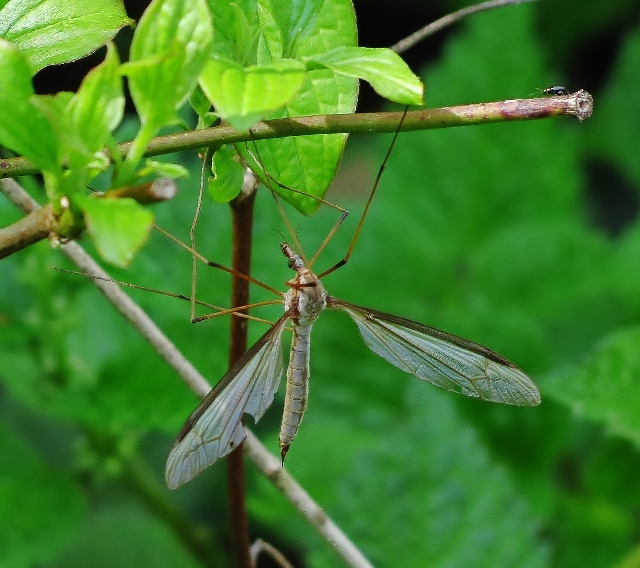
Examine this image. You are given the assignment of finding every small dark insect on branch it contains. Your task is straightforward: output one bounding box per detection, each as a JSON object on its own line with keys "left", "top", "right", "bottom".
{"left": 543, "top": 85, "right": 569, "bottom": 97}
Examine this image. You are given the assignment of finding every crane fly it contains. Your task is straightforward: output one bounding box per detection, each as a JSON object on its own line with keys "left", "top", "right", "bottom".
{"left": 165, "top": 234, "right": 541, "bottom": 491}
{"left": 164, "top": 116, "right": 541, "bottom": 490}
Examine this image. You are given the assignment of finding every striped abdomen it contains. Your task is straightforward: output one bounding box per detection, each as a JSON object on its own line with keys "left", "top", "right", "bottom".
{"left": 279, "top": 323, "right": 313, "bottom": 462}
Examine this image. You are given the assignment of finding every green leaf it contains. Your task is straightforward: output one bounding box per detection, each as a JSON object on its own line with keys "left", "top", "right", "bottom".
{"left": 307, "top": 46, "right": 425, "bottom": 105}
{"left": 207, "top": 145, "right": 245, "bottom": 203}
{"left": 0, "top": 246, "right": 199, "bottom": 434}
{"left": 29, "top": 44, "right": 125, "bottom": 198}
{"left": 0, "top": 425, "right": 85, "bottom": 567}
{"left": 80, "top": 197, "right": 154, "bottom": 268}
{"left": 262, "top": 0, "right": 324, "bottom": 57}
{"left": 126, "top": 0, "right": 213, "bottom": 129}
{"left": 137, "top": 160, "right": 189, "bottom": 179}
{"left": 543, "top": 327, "right": 640, "bottom": 448}
{"left": 116, "top": 0, "right": 213, "bottom": 185}
{"left": 0, "top": 0, "right": 131, "bottom": 74}
{"left": 0, "top": 39, "right": 59, "bottom": 171}
{"left": 353, "top": 392, "right": 548, "bottom": 566}
{"left": 189, "top": 84, "right": 219, "bottom": 128}
{"left": 28, "top": 92, "right": 97, "bottom": 204}
{"left": 199, "top": 56, "right": 306, "bottom": 130}
{"left": 67, "top": 43, "right": 124, "bottom": 155}
{"left": 210, "top": 0, "right": 358, "bottom": 215}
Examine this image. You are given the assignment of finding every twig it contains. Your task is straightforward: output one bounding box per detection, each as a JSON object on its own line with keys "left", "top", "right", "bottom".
{"left": 244, "top": 429, "right": 373, "bottom": 568}
{"left": 2, "top": 178, "right": 372, "bottom": 567}
{"left": 250, "top": 539, "right": 294, "bottom": 568}
{"left": 100, "top": 178, "right": 178, "bottom": 204}
{"left": 0, "top": 95, "right": 594, "bottom": 180}
{"left": 0, "top": 178, "right": 177, "bottom": 259}
{"left": 0, "top": 199, "right": 57, "bottom": 259}
{"left": 391, "top": 0, "right": 539, "bottom": 54}
{"left": 1, "top": 181, "right": 211, "bottom": 401}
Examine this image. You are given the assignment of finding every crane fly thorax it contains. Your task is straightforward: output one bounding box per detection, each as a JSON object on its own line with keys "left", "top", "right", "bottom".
{"left": 281, "top": 242, "right": 327, "bottom": 326}
{"left": 284, "top": 272, "right": 327, "bottom": 326}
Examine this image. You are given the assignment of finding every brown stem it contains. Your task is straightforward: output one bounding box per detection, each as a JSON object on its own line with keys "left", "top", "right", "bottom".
{"left": 101, "top": 178, "right": 178, "bottom": 204}
{"left": 0, "top": 94, "right": 594, "bottom": 179}
{"left": 0, "top": 201, "right": 56, "bottom": 259}
{"left": 0, "top": 178, "right": 177, "bottom": 259}
{"left": 226, "top": 176, "right": 257, "bottom": 568}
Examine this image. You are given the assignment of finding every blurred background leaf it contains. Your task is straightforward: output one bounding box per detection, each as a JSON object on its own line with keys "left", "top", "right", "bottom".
{"left": 0, "top": 425, "right": 85, "bottom": 567}
{"left": 49, "top": 504, "right": 203, "bottom": 568}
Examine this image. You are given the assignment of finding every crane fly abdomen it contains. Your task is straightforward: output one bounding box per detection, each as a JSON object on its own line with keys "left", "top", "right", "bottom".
{"left": 280, "top": 323, "right": 313, "bottom": 462}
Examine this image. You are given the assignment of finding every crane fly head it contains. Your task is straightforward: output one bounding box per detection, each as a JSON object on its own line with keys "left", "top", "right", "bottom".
{"left": 280, "top": 241, "right": 305, "bottom": 271}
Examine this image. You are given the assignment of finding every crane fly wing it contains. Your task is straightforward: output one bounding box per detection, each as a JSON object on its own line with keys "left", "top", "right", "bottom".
{"left": 165, "top": 312, "right": 291, "bottom": 489}
{"left": 327, "top": 298, "right": 540, "bottom": 406}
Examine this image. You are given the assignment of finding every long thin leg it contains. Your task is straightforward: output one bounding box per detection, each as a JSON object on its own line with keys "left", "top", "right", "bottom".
{"left": 192, "top": 299, "right": 282, "bottom": 323}
{"left": 154, "top": 224, "right": 283, "bottom": 298}
{"left": 317, "top": 106, "right": 409, "bottom": 279}
{"left": 150, "top": 154, "right": 283, "bottom": 327}
{"left": 189, "top": 147, "right": 213, "bottom": 321}
{"left": 171, "top": 104, "right": 408, "bottom": 321}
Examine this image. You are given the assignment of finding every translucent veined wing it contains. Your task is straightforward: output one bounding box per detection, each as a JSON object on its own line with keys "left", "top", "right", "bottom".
{"left": 165, "top": 312, "right": 292, "bottom": 489}
{"left": 328, "top": 298, "right": 540, "bottom": 406}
